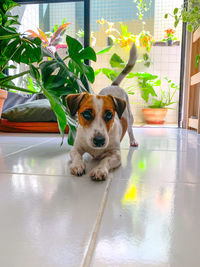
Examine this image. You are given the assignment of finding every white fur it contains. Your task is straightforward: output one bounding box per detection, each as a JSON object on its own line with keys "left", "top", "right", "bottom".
{"left": 69, "top": 86, "right": 138, "bottom": 180}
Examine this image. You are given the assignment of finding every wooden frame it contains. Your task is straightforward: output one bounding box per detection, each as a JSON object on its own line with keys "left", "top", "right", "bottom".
{"left": 183, "top": 26, "right": 200, "bottom": 133}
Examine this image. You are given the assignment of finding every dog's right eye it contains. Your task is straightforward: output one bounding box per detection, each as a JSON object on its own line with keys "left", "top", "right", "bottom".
{"left": 81, "top": 110, "right": 93, "bottom": 121}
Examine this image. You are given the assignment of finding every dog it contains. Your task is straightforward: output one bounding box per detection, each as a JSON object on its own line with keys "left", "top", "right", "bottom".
{"left": 66, "top": 43, "right": 138, "bottom": 181}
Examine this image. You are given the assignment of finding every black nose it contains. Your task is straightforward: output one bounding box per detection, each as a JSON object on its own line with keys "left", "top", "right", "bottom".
{"left": 93, "top": 136, "right": 105, "bottom": 147}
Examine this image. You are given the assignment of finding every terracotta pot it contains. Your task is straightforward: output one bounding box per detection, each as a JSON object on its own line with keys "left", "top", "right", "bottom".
{"left": 142, "top": 108, "right": 168, "bottom": 124}
{"left": 0, "top": 89, "right": 8, "bottom": 118}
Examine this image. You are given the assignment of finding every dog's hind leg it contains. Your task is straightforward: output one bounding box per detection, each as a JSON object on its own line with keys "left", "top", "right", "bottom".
{"left": 127, "top": 114, "right": 138, "bottom": 147}
{"left": 126, "top": 95, "right": 138, "bottom": 147}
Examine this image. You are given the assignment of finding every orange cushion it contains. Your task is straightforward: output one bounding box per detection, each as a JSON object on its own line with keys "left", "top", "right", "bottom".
{"left": 0, "top": 119, "right": 69, "bottom": 133}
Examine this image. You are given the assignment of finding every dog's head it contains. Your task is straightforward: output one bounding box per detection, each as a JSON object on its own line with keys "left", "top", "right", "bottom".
{"left": 66, "top": 93, "right": 126, "bottom": 149}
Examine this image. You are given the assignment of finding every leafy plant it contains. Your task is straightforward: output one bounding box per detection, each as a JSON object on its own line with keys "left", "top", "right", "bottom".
{"left": 162, "top": 28, "right": 177, "bottom": 42}
{"left": 132, "top": 72, "right": 158, "bottom": 103}
{"left": 0, "top": 0, "right": 43, "bottom": 93}
{"left": 0, "top": 0, "right": 97, "bottom": 146}
{"left": 139, "top": 30, "right": 154, "bottom": 52}
{"left": 164, "top": 0, "right": 200, "bottom": 32}
{"left": 138, "top": 30, "right": 154, "bottom": 67}
{"left": 76, "top": 29, "right": 96, "bottom": 47}
{"left": 97, "top": 19, "right": 153, "bottom": 67}
{"left": 134, "top": 0, "right": 152, "bottom": 21}
{"left": 27, "top": 21, "right": 70, "bottom": 54}
{"left": 95, "top": 53, "right": 139, "bottom": 95}
{"left": 97, "top": 19, "right": 136, "bottom": 49}
{"left": 32, "top": 35, "right": 97, "bottom": 145}
{"left": 134, "top": 73, "right": 180, "bottom": 108}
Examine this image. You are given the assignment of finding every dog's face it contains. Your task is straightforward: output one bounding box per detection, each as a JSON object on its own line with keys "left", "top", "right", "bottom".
{"left": 66, "top": 93, "right": 126, "bottom": 149}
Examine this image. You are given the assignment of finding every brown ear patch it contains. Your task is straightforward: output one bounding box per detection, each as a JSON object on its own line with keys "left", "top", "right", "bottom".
{"left": 100, "top": 95, "right": 116, "bottom": 132}
{"left": 65, "top": 93, "right": 87, "bottom": 116}
{"left": 108, "top": 95, "right": 126, "bottom": 119}
{"left": 120, "top": 117, "right": 128, "bottom": 141}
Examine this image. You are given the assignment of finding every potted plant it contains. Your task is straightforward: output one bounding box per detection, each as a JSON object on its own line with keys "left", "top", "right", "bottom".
{"left": 138, "top": 30, "right": 154, "bottom": 67}
{"left": 26, "top": 19, "right": 70, "bottom": 53}
{"left": 0, "top": 0, "right": 43, "bottom": 117}
{"left": 27, "top": 34, "right": 97, "bottom": 144}
{"left": 162, "top": 28, "right": 177, "bottom": 46}
{"left": 164, "top": 0, "right": 200, "bottom": 32}
{"left": 134, "top": 73, "right": 179, "bottom": 124}
{"left": 0, "top": 89, "right": 8, "bottom": 118}
{"left": 0, "top": 0, "right": 97, "bottom": 145}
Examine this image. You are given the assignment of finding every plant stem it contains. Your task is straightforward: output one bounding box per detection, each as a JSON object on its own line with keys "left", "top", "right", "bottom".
{"left": 63, "top": 55, "right": 70, "bottom": 61}
{"left": 0, "top": 70, "right": 30, "bottom": 83}
{"left": 0, "top": 42, "right": 22, "bottom": 72}
{"left": 0, "top": 83, "right": 37, "bottom": 93}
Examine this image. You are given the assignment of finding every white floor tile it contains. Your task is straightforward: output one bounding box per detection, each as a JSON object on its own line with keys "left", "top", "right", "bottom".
{"left": 0, "top": 128, "right": 200, "bottom": 267}
{"left": 0, "top": 173, "right": 108, "bottom": 267}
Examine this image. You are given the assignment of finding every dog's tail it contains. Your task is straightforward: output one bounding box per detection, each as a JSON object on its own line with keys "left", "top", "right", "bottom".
{"left": 111, "top": 43, "right": 137, "bottom": 86}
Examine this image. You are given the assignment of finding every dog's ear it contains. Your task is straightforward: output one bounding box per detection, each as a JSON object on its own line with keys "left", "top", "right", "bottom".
{"left": 65, "top": 93, "right": 87, "bottom": 116}
{"left": 109, "top": 95, "right": 126, "bottom": 119}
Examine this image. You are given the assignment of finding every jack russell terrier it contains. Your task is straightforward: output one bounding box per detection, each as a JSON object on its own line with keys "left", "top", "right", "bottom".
{"left": 66, "top": 43, "right": 138, "bottom": 181}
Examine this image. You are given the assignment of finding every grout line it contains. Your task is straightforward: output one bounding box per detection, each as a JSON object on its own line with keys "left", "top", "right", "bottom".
{"left": 3, "top": 138, "right": 57, "bottom": 159}
{"left": 81, "top": 176, "right": 112, "bottom": 267}
{"left": 0, "top": 171, "right": 70, "bottom": 177}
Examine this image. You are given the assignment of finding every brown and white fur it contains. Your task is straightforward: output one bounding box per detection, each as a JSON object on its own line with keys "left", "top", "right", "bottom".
{"left": 66, "top": 44, "right": 138, "bottom": 181}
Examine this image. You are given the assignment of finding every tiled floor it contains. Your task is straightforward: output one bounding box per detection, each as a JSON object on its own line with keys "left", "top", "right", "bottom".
{"left": 0, "top": 128, "right": 200, "bottom": 267}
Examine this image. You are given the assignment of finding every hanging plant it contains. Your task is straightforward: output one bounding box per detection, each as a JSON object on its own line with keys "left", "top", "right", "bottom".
{"left": 134, "top": 0, "right": 152, "bottom": 21}
{"left": 138, "top": 31, "right": 154, "bottom": 67}
{"left": 164, "top": 0, "right": 200, "bottom": 32}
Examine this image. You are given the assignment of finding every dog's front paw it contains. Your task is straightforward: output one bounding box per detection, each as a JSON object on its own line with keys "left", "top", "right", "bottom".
{"left": 70, "top": 161, "right": 86, "bottom": 176}
{"left": 90, "top": 167, "right": 108, "bottom": 181}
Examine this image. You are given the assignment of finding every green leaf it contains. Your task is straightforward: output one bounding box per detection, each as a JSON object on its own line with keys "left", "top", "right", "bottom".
{"left": 164, "top": 14, "right": 168, "bottom": 19}
{"left": 144, "top": 61, "right": 150, "bottom": 67}
{"left": 126, "top": 72, "right": 135, "bottom": 79}
{"left": 83, "top": 64, "right": 95, "bottom": 83}
{"left": 195, "top": 54, "right": 200, "bottom": 68}
{"left": 66, "top": 35, "right": 82, "bottom": 58}
{"left": 120, "top": 23, "right": 128, "bottom": 36}
{"left": 153, "top": 79, "right": 161, "bottom": 86}
{"left": 143, "top": 53, "right": 149, "bottom": 61}
{"left": 173, "top": 8, "right": 178, "bottom": 15}
{"left": 187, "top": 24, "right": 193, "bottom": 32}
{"left": 29, "top": 64, "right": 40, "bottom": 81}
{"left": 174, "top": 19, "right": 179, "bottom": 28}
{"left": 95, "top": 68, "right": 101, "bottom": 76}
{"left": 0, "top": 25, "right": 19, "bottom": 39}
{"left": 44, "top": 75, "right": 66, "bottom": 90}
{"left": 110, "top": 53, "right": 125, "bottom": 69}
{"left": 67, "top": 123, "right": 77, "bottom": 146}
{"left": 3, "top": 38, "right": 19, "bottom": 58}
{"left": 2, "top": 0, "right": 19, "bottom": 12}
{"left": 5, "top": 19, "right": 20, "bottom": 27}
{"left": 96, "top": 46, "right": 113, "bottom": 55}
{"left": 149, "top": 98, "right": 162, "bottom": 108}
{"left": 11, "top": 37, "right": 42, "bottom": 64}
{"left": 102, "top": 68, "right": 119, "bottom": 81}
{"left": 40, "top": 60, "right": 59, "bottom": 82}
{"left": 43, "top": 89, "right": 67, "bottom": 145}
{"left": 79, "top": 46, "right": 96, "bottom": 62}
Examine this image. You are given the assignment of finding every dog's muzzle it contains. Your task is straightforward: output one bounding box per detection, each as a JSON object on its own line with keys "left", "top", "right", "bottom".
{"left": 93, "top": 135, "right": 105, "bottom": 147}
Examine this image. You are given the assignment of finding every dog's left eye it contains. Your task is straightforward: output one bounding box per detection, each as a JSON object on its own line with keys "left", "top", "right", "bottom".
{"left": 104, "top": 110, "right": 113, "bottom": 122}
